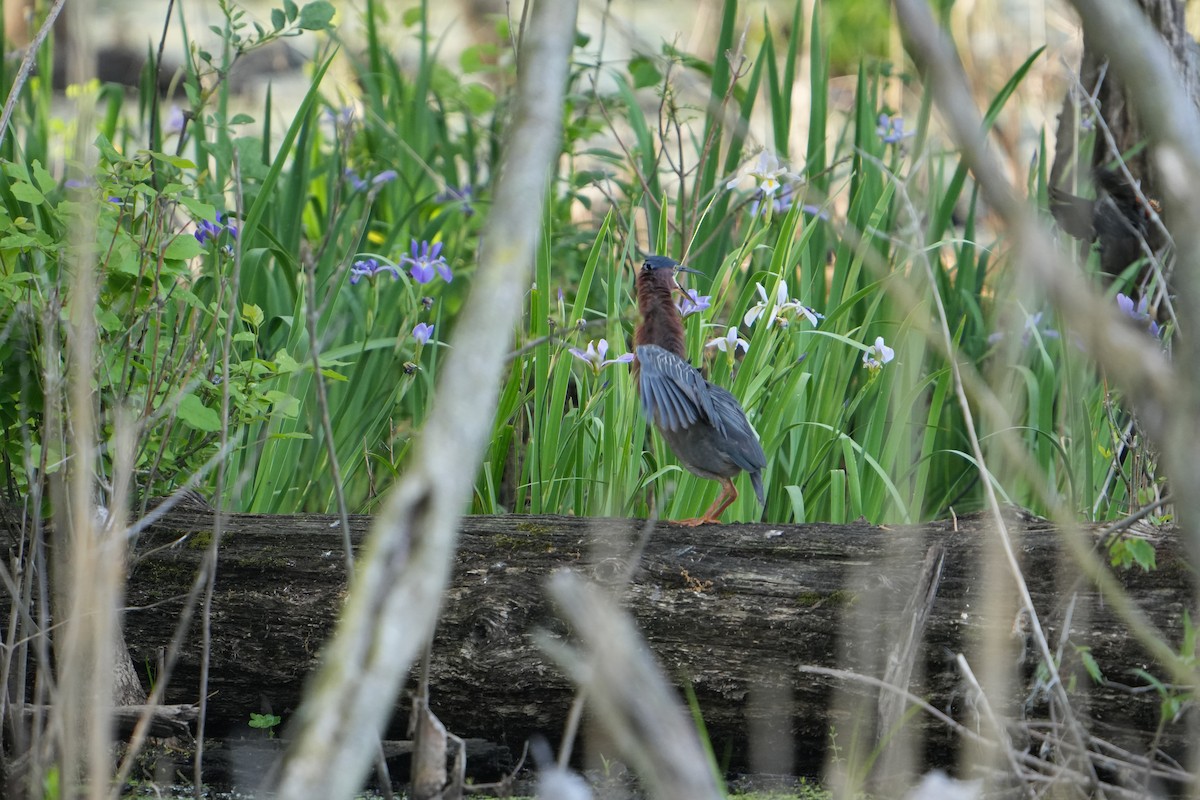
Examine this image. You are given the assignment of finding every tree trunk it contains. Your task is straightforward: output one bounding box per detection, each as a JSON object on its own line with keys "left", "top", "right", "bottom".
{"left": 112, "top": 509, "right": 1195, "bottom": 781}
{"left": 1053, "top": 0, "right": 1199, "bottom": 196}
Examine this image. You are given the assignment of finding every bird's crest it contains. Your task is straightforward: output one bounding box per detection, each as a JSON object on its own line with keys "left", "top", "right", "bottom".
{"left": 642, "top": 255, "right": 680, "bottom": 271}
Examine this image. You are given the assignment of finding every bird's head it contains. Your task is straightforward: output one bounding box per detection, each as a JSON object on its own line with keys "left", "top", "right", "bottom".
{"left": 640, "top": 255, "right": 702, "bottom": 294}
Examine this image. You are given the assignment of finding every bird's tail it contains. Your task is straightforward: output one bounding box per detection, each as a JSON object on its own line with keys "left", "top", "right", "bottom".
{"left": 750, "top": 471, "right": 765, "bottom": 507}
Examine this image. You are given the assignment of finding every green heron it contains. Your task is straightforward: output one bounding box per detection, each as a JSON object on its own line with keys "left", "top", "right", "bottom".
{"left": 633, "top": 255, "right": 766, "bottom": 525}
{"left": 1049, "top": 167, "right": 1167, "bottom": 282}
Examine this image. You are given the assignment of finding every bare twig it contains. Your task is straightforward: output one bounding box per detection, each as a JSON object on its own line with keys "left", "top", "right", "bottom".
{"left": 542, "top": 571, "right": 723, "bottom": 800}
{"left": 0, "top": 0, "right": 68, "bottom": 152}
{"left": 893, "top": 0, "right": 1200, "bottom": 720}
{"left": 268, "top": 3, "right": 579, "bottom": 797}
{"left": 555, "top": 513, "right": 658, "bottom": 768}
{"left": 805, "top": 665, "right": 1169, "bottom": 799}
{"left": 957, "top": 655, "right": 1038, "bottom": 798}
{"left": 193, "top": 135, "right": 246, "bottom": 800}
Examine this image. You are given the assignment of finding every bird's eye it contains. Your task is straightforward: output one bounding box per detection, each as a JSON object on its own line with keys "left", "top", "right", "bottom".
{"left": 642, "top": 261, "right": 652, "bottom": 271}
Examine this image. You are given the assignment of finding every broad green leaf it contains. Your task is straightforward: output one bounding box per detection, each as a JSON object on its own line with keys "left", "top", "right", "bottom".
{"left": 10, "top": 182, "right": 44, "bottom": 205}
{"left": 461, "top": 84, "right": 495, "bottom": 116}
{"left": 177, "top": 394, "right": 222, "bottom": 432}
{"left": 460, "top": 44, "right": 496, "bottom": 74}
{"left": 95, "top": 308, "right": 122, "bottom": 332}
{"left": 298, "top": 1, "right": 334, "bottom": 30}
{"left": 274, "top": 349, "right": 303, "bottom": 373}
{"left": 178, "top": 196, "right": 218, "bottom": 221}
{"left": 164, "top": 234, "right": 204, "bottom": 260}
{"left": 242, "top": 303, "right": 264, "bottom": 328}
{"left": 264, "top": 390, "right": 300, "bottom": 417}
{"left": 628, "top": 55, "right": 661, "bottom": 89}
{"left": 32, "top": 161, "right": 55, "bottom": 193}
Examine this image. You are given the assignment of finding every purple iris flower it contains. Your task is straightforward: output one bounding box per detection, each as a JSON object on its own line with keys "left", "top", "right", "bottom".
{"left": 195, "top": 213, "right": 238, "bottom": 244}
{"left": 345, "top": 168, "right": 398, "bottom": 192}
{"left": 164, "top": 106, "right": 186, "bottom": 135}
{"left": 349, "top": 258, "right": 401, "bottom": 285}
{"left": 371, "top": 170, "right": 398, "bottom": 186}
{"left": 877, "top": 113, "right": 915, "bottom": 145}
{"left": 194, "top": 218, "right": 221, "bottom": 244}
{"left": 401, "top": 239, "right": 451, "bottom": 284}
{"left": 1117, "top": 292, "right": 1162, "bottom": 338}
{"left": 412, "top": 322, "right": 435, "bottom": 344}
{"left": 345, "top": 168, "right": 369, "bottom": 192}
{"left": 677, "top": 288, "right": 712, "bottom": 317}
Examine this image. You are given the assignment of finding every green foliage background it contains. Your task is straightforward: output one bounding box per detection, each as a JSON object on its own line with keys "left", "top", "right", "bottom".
{"left": 0, "top": 0, "right": 1163, "bottom": 534}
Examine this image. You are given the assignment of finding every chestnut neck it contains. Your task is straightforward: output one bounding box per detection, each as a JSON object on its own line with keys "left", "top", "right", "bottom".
{"left": 635, "top": 270, "right": 687, "bottom": 361}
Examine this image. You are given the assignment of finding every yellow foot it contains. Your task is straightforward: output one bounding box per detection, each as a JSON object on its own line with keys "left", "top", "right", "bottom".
{"left": 672, "top": 516, "right": 720, "bottom": 527}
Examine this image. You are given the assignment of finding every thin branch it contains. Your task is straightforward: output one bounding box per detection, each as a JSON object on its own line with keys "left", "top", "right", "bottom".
{"left": 891, "top": 0, "right": 1200, "bottom": 695}
{"left": 0, "top": 0, "right": 68, "bottom": 151}
{"left": 268, "top": 2, "right": 580, "bottom": 796}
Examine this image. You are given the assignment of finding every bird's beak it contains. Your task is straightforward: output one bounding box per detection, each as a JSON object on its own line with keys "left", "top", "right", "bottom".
{"left": 672, "top": 263, "right": 703, "bottom": 292}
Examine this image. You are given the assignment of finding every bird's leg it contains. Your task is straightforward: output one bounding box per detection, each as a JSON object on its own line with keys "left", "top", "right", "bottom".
{"left": 675, "top": 478, "right": 738, "bottom": 526}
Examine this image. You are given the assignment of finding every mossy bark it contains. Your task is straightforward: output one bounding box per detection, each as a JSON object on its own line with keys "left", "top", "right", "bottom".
{"left": 107, "top": 509, "right": 1194, "bottom": 780}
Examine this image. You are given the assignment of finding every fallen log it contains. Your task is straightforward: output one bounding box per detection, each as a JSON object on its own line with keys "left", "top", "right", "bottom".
{"left": 18, "top": 703, "right": 197, "bottom": 739}
{"left": 118, "top": 509, "right": 1192, "bottom": 781}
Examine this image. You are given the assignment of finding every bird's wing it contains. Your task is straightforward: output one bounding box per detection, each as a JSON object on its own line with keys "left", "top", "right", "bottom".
{"left": 707, "top": 384, "right": 767, "bottom": 473}
{"left": 634, "top": 344, "right": 726, "bottom": 438}
{"left": 1048, "top": 184, "right": 1095, "bottom": 241}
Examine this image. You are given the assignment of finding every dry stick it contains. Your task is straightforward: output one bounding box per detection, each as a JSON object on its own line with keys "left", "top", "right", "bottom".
{"left": 193, "top": 144, "right": 245, "bottom": 799}
{"left": 681, "top": 28, "right": 750, "bottom": 253}
{"left": 143, "top": 0, "right": 178, "bottom": 193}
{"left": 268, "top": 3, "right": 579, "bottom": 797}
{"left": 542, "top": 572, "right": 724, "bottom": 800}
{"left": 1069, "top": 73, "right": 1176, "bottom": 319}
{"left": 1023, "top": 729, "right": 1191, "bottom": 790}
{"left": 860, "top": 161, "right": 1199, "bottom": 704}
{"left": 591, "top": 94, "right": 668, "bottom": 233}
{"left": 0, "top": 0, "right": 67, "bottom": 152}
{"left": 801, "top": 665, "right": 996, "bottom": 749}
{"left": 915, "top": 175, "right": 1104, "bottom": 796}
{"left": 123, "top": 443, "right": 236, "bottom": 540}
{"left": 300, "top": 172, "right": 416, "bottom": 800}
{"left": 955, "top": 655, "right": 1037, "bottom": 799}
{"left": 1, "top": 454, "right": 38, "bottom": 764}
{"left": 109, "top": 450, "right": 238, "bottom": 796}
{"left": 109, "top": 527, "right": 227, "bottom": 797}
{"left": 891, "top": 0, "right": 1200, "bottom": 693}
{"left": 0, "top": 559, "right": 24, "bottom": 757}
{"left": 1096, "top": 494, "right": 1173, "bottom": 541}
{"left": 554, "top": 514, "right": 658, "bottom": 769}
{"left": 802, "top": 666, "right": 1161, "bottom": 799}
{"left": 41, "top": 13, "right": 121, "bottom": 795}
{"left": 303, "top": 219, "right": 357, "bottom": 577}
{"left": 25, "top": 303, "right": 61, "bottom": 792}
{"left": 854, "top": 144, "right": 1108, "bottom": 791}
{"left": 0, "top": 0, "right": 67, "bottom": 783}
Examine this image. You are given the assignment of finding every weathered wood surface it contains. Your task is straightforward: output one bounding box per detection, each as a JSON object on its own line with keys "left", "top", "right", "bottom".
{"left": 122, "top": 510, "right": 1192, "bottom": 777}
{"left": 1052, "top": 0, "right": 1200, "bottom": 200}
